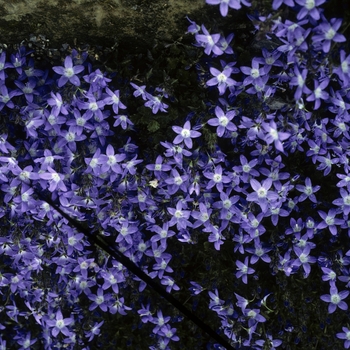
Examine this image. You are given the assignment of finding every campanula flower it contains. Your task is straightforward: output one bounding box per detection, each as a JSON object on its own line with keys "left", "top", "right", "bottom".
{"left": 52, "top": 56, "right": 84, "bottom": 87}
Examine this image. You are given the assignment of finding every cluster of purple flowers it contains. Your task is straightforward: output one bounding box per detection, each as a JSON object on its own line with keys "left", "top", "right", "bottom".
{"left": 0, "top": 0, "right": 350, "bottom": 349}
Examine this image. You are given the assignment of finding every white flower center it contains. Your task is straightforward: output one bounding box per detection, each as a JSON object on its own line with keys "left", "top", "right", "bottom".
{"left": 213, "top": 174, "right": 222, "bottom": 183}
{"left": 217, "top": 73, "right": 227, "bottom": 83}
{"left": 64, "top": 68, "right": 74, "bottom": 78}
{"left": 181, "top": 129, "right": 190, "bottom": 138}
{"left": 325, "top": 28, "right": 336, "bottom": 40}
{"left": 219, "top": 116, "right": 229, "bottom": 127}
{"left": 305, "top": 0, "right": 315, "bottom": 10}
{"left": 331, "top": 294, "right": 340, "bottom": 304}
{"left": 251, "top": 68, "right": 259, "bottom": 78}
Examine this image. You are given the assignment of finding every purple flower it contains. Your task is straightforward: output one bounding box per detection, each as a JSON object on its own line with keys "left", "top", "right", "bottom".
{"left": 292, "top": 245, "right": 316, "bottom": 277}
{"left": 296, "top": 177, "right": 320, "bottom": 203}
{"left": 52, "top": 56, "right": 84, "bottom": 87}
{"left": 100, "top": 144, "right": 126, "bottom": 174}
{"left": 333, "top": 188, "right": 350, "bottom": 215}
{"left": 205, "top": 224, "right": 226, "bottom": 250}
{"left": 172, "top": 121, "right": 201, "bottom": 149}
{"left": 306, "top": 78, "right": 329, "bottom": 110}
{"left": 246, "top": 178, "right": 279, "bottom": 213}
{"left": 146, "top": 155, "right": 172, "bottom": 179}
{"left": 203, "top": 164, "right": 231, "bottom": 192}
{"left": 255, "top": 335, "right": 282, "bottom": 349}
{"left": 244, "top": 308, "right": 266, "bottom": 326}
{"left": 312, "top": 17, "right": 346, "bottom": 53}
{"left": 246, "top": 239, "right": 271, "bottom": 264}
{"left": 295, "top": 0, "right": 326, "bottom": 21}
{"left": 158, "top": 325, "right": 180, "bottom": 341}
{"left": 318, "top": 209, "right": 343, "bottom": 235}
{"left": 321, "top": 267, "right": 337, "bottom": 282}
{"left": 316, "top": 152, "right": 339, "bottom": 176}
{"left": 320, "top": 282, "right": 349, "bottom": 314}
{"left": 0, "top": 84, "right": 22, "bottom": 111}
{"left": 88, "top": 288, "right": 112, "bottom": 312}
{"left": 272, "top": 0, "right": 295, "bottom": 10}
{"left": 207, "top": 106, "right": 237, "bottom": 137}
{"left": 45, "top": 309, "right": 74, "bottom": 337}
{"left": 236, "top": 257, "right": 255, "bottom": 284}
{"left": 165, "top": 168, "right": 189, "bottom": 195}
{"left": 334, "top": 50, "right": 350, "bottom": 86}
{"left": 161, "top": 276, "right": 180, "bottom": 293}
{"left": 206, "top": 67, "right": 236, "bottom": 95}
{"left": 336, "top": 327, "right": 350, "bottom": 348}
{"left": 104, "top": 87, "right": 127, "bottom": 114}
{"left": 191, "top": 202, "right": 211, "bottom": 228}
{"left": 130, "top": 82, "right": 147, "bottom": 100}
{"left": 167, "top": 200, "right": 192, "bottom": 230}
{"left": 144, "top": 93, "right": 168, "bottom": 114}
{"left": 109, "top": 297, "right": 132, "bottom": 315}
{"left": 289, "top": 65, "right": 311, "bottom": 100}
{"left": 240, "top": 58, "right": 267, "bottom": 86}
{"left": 138, "top": 303, "right": 153, "bottom": 323}
{"left": 15, "top": 332, "right": 37, "bottom": 349}
{"left": 14, "top": 78, "right": 39, "bottom": 102}
{"left": 47, "top": 92, "right": 69, "bottom": 115}
{"left": 186, "top": 16, "right": 200, "bottom": 34}
{"left": 189, "top": 281, "right": 205, "bottom": 295}
{"left": 262, "top": 121, "right": 290, "bottom": 152}
{"left": 151, "top": 310, "right": 171, "bottom": 334}
{"left": 0, "top": 52, "right": 12, "bottom": 81}
{"left": 206, "top": 0, "right": 251, "bottom": 16}
{"left": 85, "top": 321, "right": 104, "bottom": 342}
{"left": 195, "top": 25, "right": 223, "bottom": 56}
{"left": 39, "top": 167, "right": 66, "bottom": 192}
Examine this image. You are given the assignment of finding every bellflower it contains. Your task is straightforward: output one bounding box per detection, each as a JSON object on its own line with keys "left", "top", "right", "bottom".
{"left": 336, "top": 327, "right": 350, "bottom": 349}
{"left": 0, "top": 52, "right": 12, "bottom": 81}
{"left": 39, "top": 166, "right": 67, "bottom": 192}
{"left": 0, "top": 84, "right": 22, "bottom": 111}
{"left": 236, "top": 257, "right": 255, "bottom": 284}
{"left": 103, "top": 87, "right": 127, "bottom": 114}
{"left": 52, "top": 56, "right": 84, "bottom": 87}
{"left": 317, "top": 208, "right": 343, "bottom": 235}
{"left": 295, "top": 0, "right": 326, "bottom": 21}
{"left": 240, "top": 58, "right": 267, "bottom": 86}
{"left": 45, "top": 309, "right": 74, "bottom": 337}
{"left": 333, "top": 188, "right": 350, "bottom": 215}
{"left": 246, "top": 178, "right": 279, "bottom": 212}
{"left": 206, "top": 0, "right": 251, "bottom": 16}
{"left": 100, "top": 144, "right": 126, "bottom": 174}
{"left": 272, "top": 0, "right": 295, "bottom": 10}
{"left": 207, "top": 106, "right": 237, "bottom": 137}
{"left": 312, "top": 17, "right": 346, "bottom": 53}
{"left": 262, "top": 121, "right": 290, "bottom": 152}
{"left": 203, "top": 164, "right": 231, "bottom": 192}
{"left": 289, "top": 65, "right": 311, "bottom": 100}
{"left": 296, "top": 177, "right": 320, "bottom": 203}
{"left": 130, "top": 82, "right": 147, "bottom": 100}
{"left": 306, "top": 78, "right": 329, "bottom": 110}
{"left": 320, "top": 282, "right": 349, "bottom": 314}
{"left": 167, "top": 200, "right": 192, "bottom": 230}
{"left": 144, "top": 93, "right": 169, "bottom": 114}
{"left": 195, "top": 25, "right": 223, "bottom": 56}
{"left": 206, "top": 66, "right": 236, "bottom": 95}
{"left": 292, "top": 245, "right": 316, "bottom": 277}
{"left": 172, "top": 121, "right": 201, "bottom": 149}
{"left": 333, "top": 50, "right": 350, "bottom": 86}
{"left": 88, "top": 288, "right": 112, "bottom": 312}
{"left": 205, "top": 224, "right": 226, "bottom": 250}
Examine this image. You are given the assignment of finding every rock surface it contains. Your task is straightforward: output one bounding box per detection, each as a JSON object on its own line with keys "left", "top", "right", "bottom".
{"left": 0, "top": 0, "right": 204, "bottom": 50}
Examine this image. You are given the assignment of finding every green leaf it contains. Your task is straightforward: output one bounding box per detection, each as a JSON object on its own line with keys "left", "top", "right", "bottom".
{"left": 147, "top": 120, "right": 160, "bottom": 133}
